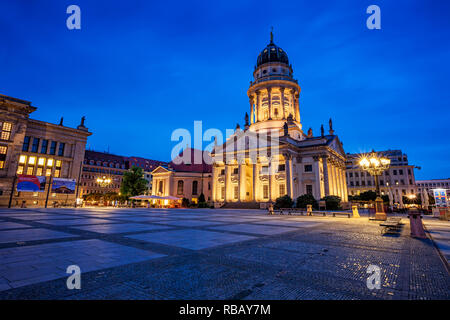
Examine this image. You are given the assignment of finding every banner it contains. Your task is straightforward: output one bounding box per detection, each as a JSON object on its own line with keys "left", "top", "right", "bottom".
{"left": 433, "top": 189, "right": 447, "bottom": 207}
{"left": 51, "top": 178, "right": 76, "bottom": 194}
{"left": 17, "top": 175, "right": 46, "bottom": 192}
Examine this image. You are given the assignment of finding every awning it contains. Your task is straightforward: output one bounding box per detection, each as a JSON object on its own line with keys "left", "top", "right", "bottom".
{"left": 129, "top": 195, "right": 181, "bottom": 200}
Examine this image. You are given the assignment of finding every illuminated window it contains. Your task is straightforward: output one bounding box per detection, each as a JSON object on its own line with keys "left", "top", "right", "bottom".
{"left": 221, "top": 186, "right": 225, "bottom": 199}
{"left": 38, "top": 157, "right": 45, "bottom": 166}
{"left": 56, "top": 160, "right": 61, "bottom": 168}
{"left": 27, "top": 166, "right": 34, "bottom": 175}
{"left": 19, "top": 155, "right": 26, "bottom": 164}
{"left": 28, "top": 156, "right": 36, "bottom": 165}
{"left": 36, "top": 167, "right": 43, "bottom": 176}
{"left": 263, "top": 185, "right": 269, "bottom": 199}
{"left": 0, "top": 146, "right": 7, "bottom": 168}
{"left": 234, "top": 186, "right": 238, "bottom": 199}
{"left": 54, "top": 169, "right": 60, "bottom": 178}
{"left": 1, "top": 122, "right": 12, "bottom": 140}
{"left": 17, "top": 166, "right": 24, "bottom": 174}
{"left": 279, "top": 184, "right": 285, "bottom": 196}
{"left": 47, "top": 159, "right": 54, "bottom": 167}
{"left": 45, "top": 169, "right": 52, "bottom": 176}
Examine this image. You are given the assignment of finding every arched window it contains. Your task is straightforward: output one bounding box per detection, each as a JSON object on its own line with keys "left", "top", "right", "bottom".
{"left": 177, "top": 180, "right": 184, "bottom": 195}
{"left": 192, "top": 181, "right": 198, "bottom": 195}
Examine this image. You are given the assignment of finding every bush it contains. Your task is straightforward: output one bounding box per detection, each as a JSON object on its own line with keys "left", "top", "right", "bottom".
{"left": 296, "top": 194, "right": 318, "bottom": 209}
{"left": 274, "top": 195, "right": 293, "bottom": 209}
{"left": 181, "top": 198, "right": 190, "bottom": 208}
{"left": 198, "top": 202, "right": 208, "bottom": 208}
{"left": 321, "top": 195, "right": 341, "bottom": 210}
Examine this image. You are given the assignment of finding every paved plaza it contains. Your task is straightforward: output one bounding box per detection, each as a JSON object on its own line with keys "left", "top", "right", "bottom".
{"left": 0, "top": 208, "right": 448, "bottom": 299}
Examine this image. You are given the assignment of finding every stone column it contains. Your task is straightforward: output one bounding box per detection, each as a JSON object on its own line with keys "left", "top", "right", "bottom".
{"left": 280, "top": 87, "right": 286, "bottom": 120}
{"left": 256, "top": 90, "right": 261, "bottom": 122}
{"left": 285, "top": 154, "right": 293, "bottom": 198}
{"left": 313, "top": 156, "right": 322, "bottom": 199}
{"left": 290, "top": 89, "right": 295, "bottom": 119}
{"left": 224, "top": 164, "right": 230, "bottom": 202}
{"left": 322, "top": 156, "right": 330, "bottom": 196}
{"left": 267, "top": 87, "right": 272, "bottom": 120}
{"left": 268, "top": 162, "right": 274, "bottom": 201}
{"left": 239, "top": 161, "right": 246, "bottom": 202}
{"left": 253, "top": 162, "right": 258, "bottom": 201}
{"left": 295, "top": 91, "right": 301, "bottom": 122}
{"left": 249, "top": 95, "right": 254, "bottom": 124}
{"left": 211, "top": 164, "right": 217, "bottom": 202}
{"left": 333, "top": 165, "right": 340, "bottom": 197}
{"left": 328, "top": 161, "right": 335, "bottom": 196}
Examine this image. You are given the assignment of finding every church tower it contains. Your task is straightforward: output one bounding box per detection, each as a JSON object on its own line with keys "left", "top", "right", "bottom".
{"left": 247, "top": 31, "right": 303, "bottom": 137}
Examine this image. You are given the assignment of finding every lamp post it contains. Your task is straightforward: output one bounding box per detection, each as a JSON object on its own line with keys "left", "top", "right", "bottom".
{"left": 358, "top": 151, "right": 391, "bottom": 220}
{"left": 96, "top": 176, "right": 112, "bottom": 206}
{"left": 96, "top": 176, "right": 112, "bottom": 187}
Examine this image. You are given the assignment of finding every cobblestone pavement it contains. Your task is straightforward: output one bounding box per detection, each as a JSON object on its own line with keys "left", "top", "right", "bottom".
{"left": 0, "top": 208, "right": 448, "bottom": 300}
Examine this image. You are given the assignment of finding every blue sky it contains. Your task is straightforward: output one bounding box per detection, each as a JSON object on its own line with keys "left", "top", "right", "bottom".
{"left": 1, "top": 0, "right": 449, "bottom": 179}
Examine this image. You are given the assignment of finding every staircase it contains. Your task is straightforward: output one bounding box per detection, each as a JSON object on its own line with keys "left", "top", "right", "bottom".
{"left": 220, "top": 202, "right": 261, "bottom": 209}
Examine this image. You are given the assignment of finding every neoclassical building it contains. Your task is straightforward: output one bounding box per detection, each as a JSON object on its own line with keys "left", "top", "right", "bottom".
{"left": 211, "top": 33, "right": 348, "bottom": 207}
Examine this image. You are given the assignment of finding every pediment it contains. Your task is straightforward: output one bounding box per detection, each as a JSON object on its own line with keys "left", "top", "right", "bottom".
{"left": 151, "top": 166, "right": 171, "bottom": 175}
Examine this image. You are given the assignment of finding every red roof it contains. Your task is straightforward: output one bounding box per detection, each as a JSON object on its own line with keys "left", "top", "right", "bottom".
{"left": 169, "top": 148, "right": 212, "bottom": 173}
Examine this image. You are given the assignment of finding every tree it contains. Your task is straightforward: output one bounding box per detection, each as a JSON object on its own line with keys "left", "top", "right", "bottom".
{"left": 197, "top": 193, "right": 208, "bottom": 208}
{"left": 275, "top": 195, "right": 293, "bottom": 209}
{"left": 181, "top": 197, "right": 190, "bottom": 208}
{"left": 296, "top": 194, "right": 318, "bottom": 209}
{"left": 321, "top": 195, "right": 341, "bottom": 210}
{"left": 359, "top": 190, "right": 377, "bottom": 201}
{"left": 120, "top": 166, "right": 148, "bottom": 197}
{"left": 381, "top": 195, "right": 389, "bottom": 203}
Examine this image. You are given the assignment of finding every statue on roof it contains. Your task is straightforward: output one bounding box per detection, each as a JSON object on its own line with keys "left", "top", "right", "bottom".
{"left": 59, "top": 117, "right": 63, "bottom": 126}
{"left": 283, "top": 122, "right": 289, "bottom": 136}
{"left": 245, "top": 112, "right": 249, "bottom": 126}
{"left": 321, "top": 124, "right": 324, "bottom": 137}
{"left": 329, "top": 118, "right": 335, "bottom": 135}
{"left": 307, "top": 127, "right": 313, "bottom": 138}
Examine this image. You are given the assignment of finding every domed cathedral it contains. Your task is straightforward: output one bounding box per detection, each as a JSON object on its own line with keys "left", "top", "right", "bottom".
{"left": 211, "top": 32, "right": 348, "bottom": 208}
{"left": 248, "top": 31, "right": 303, "bottom": 140}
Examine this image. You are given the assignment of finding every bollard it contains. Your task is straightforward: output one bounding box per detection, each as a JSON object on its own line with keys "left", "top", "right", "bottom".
{"left": 307, "top": 204, "right": 312, "bottom": 216}
{"left": 408, "top": 209, "right": 427, "bottom": 239}
{"left": 352, "top": 205, "right": 360, "bottom": 218}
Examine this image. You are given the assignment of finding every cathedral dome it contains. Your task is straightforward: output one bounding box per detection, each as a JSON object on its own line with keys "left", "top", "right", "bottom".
{"left": 256, "top": 33, "right": 289, "bottom": 67}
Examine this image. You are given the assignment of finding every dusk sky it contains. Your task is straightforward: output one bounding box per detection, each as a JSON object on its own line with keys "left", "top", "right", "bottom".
{"left": 1, "top": 0, "right": 449, "bottom": 179}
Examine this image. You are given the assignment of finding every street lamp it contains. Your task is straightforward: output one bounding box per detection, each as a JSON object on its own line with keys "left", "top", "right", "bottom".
{"left": 96, "top": 176, "right": 112, "bottom": 187}
{"left": 358, "top": 151, "right": 391, "bottom": 220}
